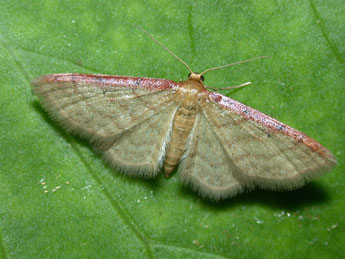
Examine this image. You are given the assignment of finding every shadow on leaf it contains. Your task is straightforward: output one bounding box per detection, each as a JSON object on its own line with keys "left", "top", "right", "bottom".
{"left": 193, "top": 182, "right": 330, "bottom": 210}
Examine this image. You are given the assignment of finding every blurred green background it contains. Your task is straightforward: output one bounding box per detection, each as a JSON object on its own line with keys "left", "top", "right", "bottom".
{"left": 0, "top": 0, "right": 344, "bottom": 258}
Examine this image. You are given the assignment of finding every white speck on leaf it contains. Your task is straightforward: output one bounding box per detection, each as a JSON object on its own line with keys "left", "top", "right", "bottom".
{"left": 327, "top": 223, "right": 338, "bottom": 231}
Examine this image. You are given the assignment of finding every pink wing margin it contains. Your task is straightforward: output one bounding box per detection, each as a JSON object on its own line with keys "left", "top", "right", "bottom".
{"left": 32, "top": 73, "right": 180, "bottom": 91}
{"left": 208, "top": 91, "right": 336, "bottom": 163}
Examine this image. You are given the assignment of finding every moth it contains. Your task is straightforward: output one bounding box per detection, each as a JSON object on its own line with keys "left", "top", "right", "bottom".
{"left": 32, "top": 27, "right": 336, "bottom": 200}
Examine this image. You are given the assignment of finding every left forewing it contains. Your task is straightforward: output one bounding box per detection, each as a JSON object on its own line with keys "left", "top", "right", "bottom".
{"left": 32, "top": 74, "right": 178, "bottom": 150}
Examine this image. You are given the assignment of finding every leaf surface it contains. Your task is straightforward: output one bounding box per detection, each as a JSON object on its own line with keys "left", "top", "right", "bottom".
{"left": 0, "top": 0, "right": 344, "bottom": 258}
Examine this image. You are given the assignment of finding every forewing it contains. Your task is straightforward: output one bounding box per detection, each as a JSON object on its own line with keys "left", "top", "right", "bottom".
{"left": 179, "top": 112, "right": 244, "bottom": 200}
{"left": 32, "top": 74, "right": 178, "bottom": 150}
{"left": 205, "top": 92, "right": 336, "bottom": 191}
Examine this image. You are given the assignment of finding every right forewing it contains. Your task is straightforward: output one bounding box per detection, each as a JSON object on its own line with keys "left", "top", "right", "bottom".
{"left": 204, "top": 92, "right": 336, "bottom": 191}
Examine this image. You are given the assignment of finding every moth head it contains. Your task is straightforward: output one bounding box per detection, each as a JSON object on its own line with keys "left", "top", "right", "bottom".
{"left": 187, "top": 72, "right": 205, "bottom": 82}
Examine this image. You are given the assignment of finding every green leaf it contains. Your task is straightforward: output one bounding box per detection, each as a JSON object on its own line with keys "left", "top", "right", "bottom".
{"left": 0, "top": 0, "right": 344, "bottom": 258}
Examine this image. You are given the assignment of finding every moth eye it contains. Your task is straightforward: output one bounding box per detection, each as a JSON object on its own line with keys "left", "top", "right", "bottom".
{"left": 200, "top": 75, "right": 205, "bottom": 81}
{"left": 187, "top": 73, "right": 191, "bottom": 78}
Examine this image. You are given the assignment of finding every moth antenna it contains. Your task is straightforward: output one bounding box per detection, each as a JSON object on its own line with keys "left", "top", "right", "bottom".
{"left": 134, "top": 25, "right": 193, "bottom": 74}
{"left": 200, "top": 56, "right": 271, "bottom": 76}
